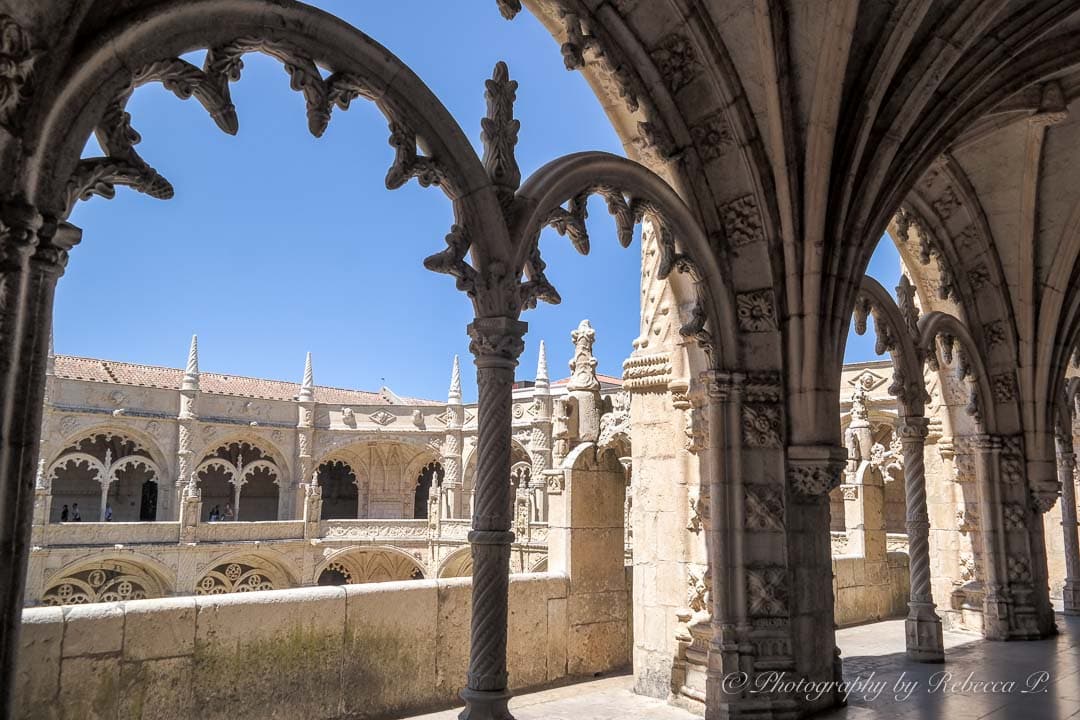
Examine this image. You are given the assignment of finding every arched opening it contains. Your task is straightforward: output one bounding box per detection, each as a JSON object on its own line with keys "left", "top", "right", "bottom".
{"left": 196, "top": 440, "right": 280, "bottom": 521}
{"left": 317, "top": 459, "right": 359, "bottom": 520}
{"left": 47, "top": 431, "right": 162, "bottom": 522}
{"left": 413, "top": 461, "right": 442, "bottom": 519}
{"left": 240, "top": 466, "right": 279, "bottom": 521}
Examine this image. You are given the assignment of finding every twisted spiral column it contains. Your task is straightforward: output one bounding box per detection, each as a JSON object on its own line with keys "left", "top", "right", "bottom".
{"left": 460, "top": 316, "right": 525, "bottom": 720}
{"left": 897, "top": 416, "right": 944, "bottom": 662}
{"left": 1056, "top": 434, "right": 1080, "bottom": 614}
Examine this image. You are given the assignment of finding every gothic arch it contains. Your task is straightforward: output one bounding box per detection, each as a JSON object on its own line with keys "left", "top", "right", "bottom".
{"left": 316, "top": 458, "right": 359, "bottom": 520}
{"left": 20, "top": 0, "right": 512, "bottom": 321}
{"left": 47, "top": 423, "right": 169, "bottom": 480}
{"left": 46, "top": 429, "right": 165, "bottom": 521}
{"left": 41, "top": 553, "right": 173, "bottom": 605}
{"left": 194, "top": 437, "right": 283, "bottom": 521}
{"left": 438, "top": 546, "right": 474, "bottom": 580}
{"left": 194, "top": 549, "right": 298, "bottom": 595}
{"left": 314, "top": 545, "right": 425, "bottom": 585}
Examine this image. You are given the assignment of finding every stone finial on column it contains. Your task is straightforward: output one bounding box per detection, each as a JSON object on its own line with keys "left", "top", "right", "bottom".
{"left": 181, "top": 334, "right": 200, "bottom": 396}
{"left": 566, "top": 320, "right": 602, "bottom": 443}
{"left": 528, "top": 342, "right": 553, "bottom": 520}
{"left": 298, "top": 351, "right": 315, "bottom": 403}
{"left": 176, "top": 335, "right": 201, "bottom": 516}
{"left": 443, "top": 355, "right": 465, "bottom": 518}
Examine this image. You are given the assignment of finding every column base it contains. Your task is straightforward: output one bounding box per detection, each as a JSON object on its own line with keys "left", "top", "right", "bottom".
{"left": 905, "top": 603, "right": 945, "bottom": 663}
{"left": 1063, "top": 581, "right": 1080, "bottom": 615}
{"left": 458, "top": 688, "right": 514, "bottom": 720}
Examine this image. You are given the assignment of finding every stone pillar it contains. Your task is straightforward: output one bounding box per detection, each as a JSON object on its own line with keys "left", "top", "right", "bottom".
{"left": 897, "top": 416, "right": 944, "bottom": 662}
{"left": 443, "top": 355, "right": 465, "bottom": 519}
{"left": 528, "top": 341, "right": 552, "bottom": 521}
{"left": 0, "top": 210, "right": 77, "bottom": 720}
{"left": 702, "top": 371, "right": 740, "bottom": 715}
{"left": 302, "top": 480, "right": 322, "bottom": 540}
{"left": 972, "top": 434, "right": 1010, "bottom": 640}
{"left": 31, "top": 459, "right": 50, "bottom": 546}
{"left": 295, "top": 352, "right": 316, "bottom": 520}
{"left": 459, "top": 316, "right": 526, "bottom": 720}
{"left": 178, "top": 477, "right": 202, "bottom": 544}
{"left": 1057, "top": 434, "right": 1080, "bottom": 615}
{"left": 547, "top": 442, "right": 629, "bottom": 675}
{"left": 176, "top": 334, "right": 200, "bottom": 518}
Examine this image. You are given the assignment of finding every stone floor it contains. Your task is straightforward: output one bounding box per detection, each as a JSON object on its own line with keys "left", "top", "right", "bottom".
{"left": 405, "top": 614, "right": 1080, "bottom": 719}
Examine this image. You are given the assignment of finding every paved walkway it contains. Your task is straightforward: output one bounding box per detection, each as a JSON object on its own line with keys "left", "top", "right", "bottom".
{"left": 405, "top": 614, "right": 1080, "bottom": 719}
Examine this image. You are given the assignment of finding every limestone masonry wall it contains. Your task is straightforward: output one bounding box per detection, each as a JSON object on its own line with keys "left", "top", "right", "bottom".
{"left": 15, "top": 573, "right": 613, "bottom": 720}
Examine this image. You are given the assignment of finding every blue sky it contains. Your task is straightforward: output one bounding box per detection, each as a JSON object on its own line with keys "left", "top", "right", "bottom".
{"left": 59, "top": 2, "right": 896, "bottom": 401}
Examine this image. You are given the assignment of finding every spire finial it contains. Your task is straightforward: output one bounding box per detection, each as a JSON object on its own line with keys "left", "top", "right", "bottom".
{"left": 449, "top": 355, "right": 462, "bottom": 404}
{"left": 535, "top": 340, "right": 549, "bottom": 389}
{"left": 181, "top": 334, "right": 200, "bottom": 391}
{"left": 298, "top": 352, "right": 315, "bottom": 403}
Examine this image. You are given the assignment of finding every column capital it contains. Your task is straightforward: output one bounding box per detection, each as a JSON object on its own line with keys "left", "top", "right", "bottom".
{"left": 787, "top": 444, "right": 847, "bottom": 496}
{"left": 0, "top": 201, "right": 42, "bottom": 269}
{"left": 467, "top": 316, "right": 527, "bottom": 369}
{"left": 896, "top": 416, "right": 930, "bottom": 442}
{"left": 30, "top": 221, "right": 80, "bottom": 276}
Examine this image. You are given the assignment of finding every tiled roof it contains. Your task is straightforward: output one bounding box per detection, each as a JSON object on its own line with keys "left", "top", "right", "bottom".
{"left": 53, "top": 355, "right": 436, "bottom": 406}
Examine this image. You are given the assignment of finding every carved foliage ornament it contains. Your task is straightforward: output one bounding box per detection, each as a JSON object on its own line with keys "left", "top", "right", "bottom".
{"left": 0, "top": 15, "right": 38, "bottom": 128}
{"left": 67, "top": 37, "right": 455, "bottom": 218}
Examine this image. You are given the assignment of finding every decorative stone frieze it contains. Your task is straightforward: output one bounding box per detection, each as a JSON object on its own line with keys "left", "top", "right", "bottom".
{"left": 787, "top": 445, "right": 846, "bottom": 497}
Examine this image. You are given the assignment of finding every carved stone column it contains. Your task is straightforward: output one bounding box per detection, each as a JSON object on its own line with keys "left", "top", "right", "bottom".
{"left": 1055, "top": 434, "right": 1080, "bottom": 614}
{"left": 296, "top": 353, "right": 316, "bottom": 520}
{"left": 972, "top": 434, "right": 1010, "bottom": 640}
{"left": 176, "top": 334, "right": 200, "bottom": 518}
{"left": 0, "top": 210, "right": 77, "bottom": 719}
{"left": 897, "top": 416, "right": 944, "bottom": 662}
{"left": 460, "top": 316, "right": 526, "bottom": 720}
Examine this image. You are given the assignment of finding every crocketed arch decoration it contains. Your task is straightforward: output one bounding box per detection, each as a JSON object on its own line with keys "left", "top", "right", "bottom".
{"left": 438, "top": 546, "right": 474, "bottom": 579}
{"left": 41, "top": 558, "right": 168, "bottom": 605}
{"left": 316, "top": 547, "right": 425, "bottom": 585}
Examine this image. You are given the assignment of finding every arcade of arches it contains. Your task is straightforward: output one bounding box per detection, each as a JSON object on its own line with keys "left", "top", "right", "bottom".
{"left": 8, "top": 1, "right": 1080, "bottom": 719}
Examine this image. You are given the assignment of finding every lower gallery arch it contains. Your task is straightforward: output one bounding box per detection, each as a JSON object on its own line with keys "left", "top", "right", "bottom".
{"left": 194, "top": 551, "right": 297, "bottom": 595}
{"left": 438, "top": 546, "right": 474, "bottom": 579}
{"left": 40, "top": 555, "right": 172, "bottom": 605}
{"left": 314, "top": 546, "right": 425, "bottom": 585}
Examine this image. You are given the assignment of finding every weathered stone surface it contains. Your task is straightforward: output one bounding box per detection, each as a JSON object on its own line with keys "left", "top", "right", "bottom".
{"left": 123, "top": 596, "right": 196, "bottom": 661}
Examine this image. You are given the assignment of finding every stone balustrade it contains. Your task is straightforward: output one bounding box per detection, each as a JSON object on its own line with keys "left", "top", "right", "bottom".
{"left": 15, "top": 574, "right": 594, "bottom": 719}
